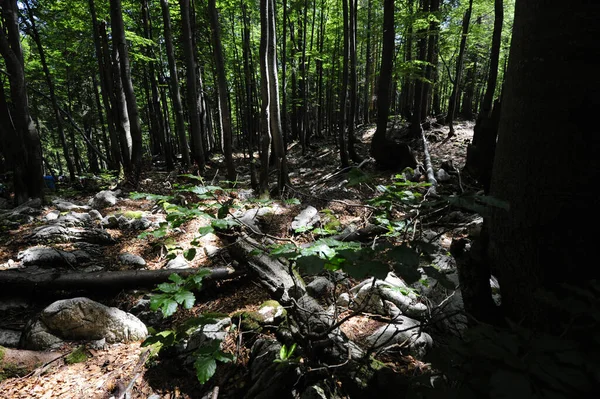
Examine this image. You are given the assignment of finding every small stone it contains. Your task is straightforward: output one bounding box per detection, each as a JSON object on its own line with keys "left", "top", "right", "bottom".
{"left": 436, "top": 168, "right": 451, "bottom": 182}
{"left": 118, "top": 253, "right": 146, "bottom": 267}
{"left": 45, "top": 210, "right": 61, "bottom": 221}
{"left": 291, "top": 206, "right": 320, "bottom": 232}
{"left": 129, "top": 217, "right": 152, "bottom": 230}
{"left": 88, "top": 209, "right": 103, "bottom": 220}
{"left": 165, "top": 255, "right": 189, "bottom": 269}
{"left": 101, "top": 214, "right": 119, "bottom": 228}
{"left": 89, "top": 190, "right": 120, "bottom": 209}
{"left": 336, "top": 293, "right": 350, "bottom": 307}
{"left": 307, "top": 277, "right": 334, "bottom": 299}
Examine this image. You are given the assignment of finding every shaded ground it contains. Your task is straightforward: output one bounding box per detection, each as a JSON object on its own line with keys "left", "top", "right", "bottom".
{"left": 0, "top": 120, "right": 477, "bottom": 398}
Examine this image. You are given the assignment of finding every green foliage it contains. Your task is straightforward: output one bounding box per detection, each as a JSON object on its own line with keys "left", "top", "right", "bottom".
{"left": 143, "top": 313, "right": 233, "bottom": 385}
{"left": 274, "top": 343, "right": 298, "bottom": 364}
{"left": 149, "top": 270, "right": 211, "bottom": 318}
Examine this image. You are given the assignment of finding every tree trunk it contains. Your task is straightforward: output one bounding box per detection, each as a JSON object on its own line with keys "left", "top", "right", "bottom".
{"left": 347, "top": 0, "right": 360, "bottom": 162}
{"left": 109, "top": 0, "right": 144, "bottom": 181}
{"left": 0, "top": 0, "right": 44, "bottom": 204}
{"left": 89, "top": 0, "right": 121, "bottom": 172}
{"left": 180, "top": 0, "right": 205, "bottom": 169}
{"left": 160, "top": 0, "right": 191, "bottom": 169}
{"left": 25, "top": 1, "right": 76, "bottom": 182}
{"left": 362, "top": 0, "right": 372, "bottom": 124}
{"left": 338, "top": 0, "right": 350, "bottom": 168}
{"left": 446, "top": 0, "right": 473, "bottom": 137}
{"left": 487, "top": 0, "right": 600, "bottom": 331}
{"left": 208, "top": 0, "right": 236, "bottom": 182}
{"left": 464, "top": 0, "right": 503, "bottom": 187}
{"left": 259, "top": 0, "right": 271, "bottom": 194}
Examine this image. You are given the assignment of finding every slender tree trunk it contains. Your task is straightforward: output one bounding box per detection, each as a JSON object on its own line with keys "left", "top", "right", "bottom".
{"left": 180, "top": 0, "right": 205, "bottom": 169}
{"left": 92, "top": 74, "right": 112, "bottom": 167}
{"left": 338, "top": 0, "right": 350, "bottom": 167}
{"left": 24, "top": 1, "right": 76, "bottom": 182}
{"left": 465, "top": 0, "right": 503, "bottom": 188}
{"left": 258, "top": 0, "right": 271, "bottom": 194}
{"left": 363, "top": 0, "right": 372, "bottom": 124}
{"left": 347, "top": 0, "right": 360, "bottom": 162}
{"left": 110, "top": 0, "right": 143, "bottom": 180}
{"left": 399, "top": 0, "right": 414, "bottom": 120}
{"left": 160, "top": 0, "right": 190, "bottom": 168}
{"left": 281, "top": 0, "right": 288, "bottom": 149}
{"left": 208, "top": 0, "right": 236, "bottom": 182}
{"left": 446, "top": 0, "right": 474, "bottom": 137}
{"left": 89, "top": 0, "right": 121, "bottom": 172}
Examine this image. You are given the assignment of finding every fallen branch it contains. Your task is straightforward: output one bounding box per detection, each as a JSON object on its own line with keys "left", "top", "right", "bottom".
{"left": 0, "top": 267, "right": 243, "bottom": 295}
{"left": 420, "top": 124, "right": 438, "bottom": 193}
{"left": 115, "top": 349, "right": 151, "bottom": 399}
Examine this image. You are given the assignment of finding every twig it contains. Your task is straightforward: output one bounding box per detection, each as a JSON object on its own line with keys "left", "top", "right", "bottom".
{"left": 116, "top": 349, "right": 151, "bottom": 399}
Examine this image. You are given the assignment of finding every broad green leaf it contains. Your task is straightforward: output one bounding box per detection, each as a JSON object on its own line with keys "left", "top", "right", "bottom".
{"left": 284, "top": 198, "right": 301, "bottom": 205}
{"left": 296, "top": 255, "right": 326, "bottom": 275}
{"left": 157, "top": 282, "right": 180, "bottom": 293}
{"left": 213, "top": 351, "right": 235, "bottom": 363}
{"left": 168, "top": 274, "right": 184, "bottom": 285}
{"left": 194, "top": 356, "right": 217, "bottom": 384}
{"left": 198, "top": 226, "right": 214, "bottom": 235}
{"left": 174, "top": 290, "right": 196, "bottom": 309}
{"left": 184, "top": 248, "right": 197, "bottom": 261}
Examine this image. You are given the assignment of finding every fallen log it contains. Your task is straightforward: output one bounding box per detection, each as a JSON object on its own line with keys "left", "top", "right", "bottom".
{"left": 0, "top": 267, "right": 244, "bottom": 295}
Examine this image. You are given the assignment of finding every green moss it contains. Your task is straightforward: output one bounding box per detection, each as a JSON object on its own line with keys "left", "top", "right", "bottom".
{"left": 0, "top": 346, "right": 5, "bottom": 362}
{"left": 231, "top": 311, "right": 262, "bottom": 332}
{"left": 124, "top": 211, "right": 143, "bottom": 219}
{"left": 65, "top": 346, "right": 88, "bottom": 364}
{"left": 0, "top": 363, "right": 28, "bottom": 382}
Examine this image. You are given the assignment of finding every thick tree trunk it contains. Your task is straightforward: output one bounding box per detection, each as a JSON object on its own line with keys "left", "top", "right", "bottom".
{"left": 208, "top": 0, "right": 236, "bottom": 182}
{"left": 160, "top": 0, "right": 191, "bottom": 169}
{"left": 338, "top": 0, "right": 350, "bottom": 168}
{"left": 109, "top": 0, "right": 143, "bottom": 181}
{"left": 487, "top": 0, "right": 600, "bottom": 330}
{"left": 0, "top": 0, "right": 44, "bottom": 204}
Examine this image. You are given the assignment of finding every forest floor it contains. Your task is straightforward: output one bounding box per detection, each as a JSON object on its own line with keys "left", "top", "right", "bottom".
{"left": 0, "top": 120, "right": 477, "bottom": 399}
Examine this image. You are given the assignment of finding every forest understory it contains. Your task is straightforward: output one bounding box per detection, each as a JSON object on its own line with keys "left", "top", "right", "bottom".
{"left": 0, "top": 120, "right": 481, "bottom": 399}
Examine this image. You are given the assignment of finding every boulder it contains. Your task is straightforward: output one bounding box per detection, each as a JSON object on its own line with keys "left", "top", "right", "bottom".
{"left": 0, "top": 328, "right": 21, "bottom": 347}
{"left": 20, "top": 297, "right": 147, "bottom": 350}
{"left": 88, "top": 209, "right": 103, "bottom": 221}
{"left": 17, "top": 246, "right": 77, "bottom": 268}
{"left": 257, "top": 300, "right": 286, "bottom": 324}
{"left": 101, "top": 214, "right": 119, "bottom": 228}
{"left": 129, "top": 217, "right": 152, "bottom": 230}
{"left": 185, "top": 317, "right": 231, "bottom": 354}
{"left": 54, "top": 212, "right": 91, "bottom": 227}
{"left": 44, "top": 210, "right": 60, "bottom": 221}
{"left": 28, "top": 225, "right": 115, "bottom": 245}
{"left": 53, "top": 199, "right": 91, "bottom": 212}
{"left": 89, "top": 190, "right": 120, "bottom": 209}
{"left": 245, "top": 339, "right": 299, "bottom": 399}
{"left": 365, "top": 315, "right": 432, "bottom": 358}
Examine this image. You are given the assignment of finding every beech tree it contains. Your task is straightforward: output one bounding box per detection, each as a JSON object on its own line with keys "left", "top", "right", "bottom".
{"left": 0, "top": 0, "right": 44, "bottom": 204}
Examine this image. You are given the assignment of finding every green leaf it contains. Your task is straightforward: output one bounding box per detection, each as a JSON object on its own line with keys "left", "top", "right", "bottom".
{"left": 284, "top": 198, "right": 301, "bottom": 205}
{"left": 217, "top": 204, "right": 230, "bottom": 219}
{"left": 184, "top": 248, "right": 197, "bottom": 261}
{"left": 198, "top": 225, "right": 214, "bottom": 235}
{"left": 194, "top": 356, "right": 217, "bottom": 384}
{"left": 213, "top": 351, "right": 234, "bottom": 363}
{"left": 345, "top": 260, "right": 389, "bottom": 279}
{"left": 296, "top": 255, "right": 326, "bottom": 275}
{"left": 174, "top": 290, "right": 196, "bottom": 309}
{"left": 168, "top": 273, "right": 184, "bottom": 285}
{"left": 157, "top": 282, "right": 180, "bottom": 293}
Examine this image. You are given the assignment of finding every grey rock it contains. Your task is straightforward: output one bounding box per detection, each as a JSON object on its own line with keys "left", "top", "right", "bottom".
{"left": 11, "top": 198, "right": 42, "bottom": 214}
{"left": 101, "top": 214, "right": 119, "bottom": 228}
{"left": 366, "top": 316, "right": 432, "bottom": 358}
{"left": 89, "top": 190, "right": 120, "bottom": 209}
{"left": 291, "top": 206, "right": 320, "bottom": 232}
{"left": 257, "top": 300, "right": 286, "bottom": 324}
{"left": 53, "top": 199, "right": 90, "bottom": 212}
{"left": 7, "top": 213, "right": 34, "bottom": 224}
{"left": 55, "top": 212, "right": 91, "bottom": 227}
{"left": 307, "top": 277, "right": 335, "bottom": 299}
{"left": 295, "top": 295, "right": 333, "bottom": 335}
{"left": 203, "top": 244, "right": 220, "bottom": 258}
{"left": 20, "top": 319, "right": 64, "bottom": 350}
{"left": 245, "top": 339, "right": 298, "bottom": 399}
{"left": 0, "top": 328, "right": 21, "bottom": 347}
{"left": 129, "top": 217, "right": 152, "bottom": 230}
{"left": 119, "top": 253, "right": 146, "bottom": 267}
{"left": 28, "top": 225, "right": 115, "bottom": 245}
{"left": 186, "top": 317, "right": 231, "bottom": 354}
{"left": 73, "top": 242, "right": 105, "bottom": 257}
{"left": 436, "top": 168, "right": 451, "bottom": 182}
{"left": 88, "top": 209, "right": 103, "bottom": 220}
{"left": 336, "top": 293, "right": 350, "bottom": 307}
{"left": 165, "top": 255, "right": 189, "bottom": 269}
{"left": 45, "top": 210, "right": 61, "bottom": 221}
{"left": 20, "top": 297, "right": 147, "bottom": 350}
{"left": 301, "top": 385, "right": 329, "bottom": 399}
{"left": 17, "top": 246, "right": 77, "bottom": 268}
{"left": 71, "top": 250, "right": 92, "bottom": 264}
{"left": 117, "top": 215, "right": 130, "bottom": 229}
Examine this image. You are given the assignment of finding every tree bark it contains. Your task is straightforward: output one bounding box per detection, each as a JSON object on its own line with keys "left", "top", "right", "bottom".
{"left": 109, "top": 0, "right": 144, "bottom": 181}
{"left": 0, "top": 0, "right": 44, "bottom": 204}
{"left": 180, "top": 0, "right": 205, "bottom": 169}
{"left": 487, "top": 0, "right": 600, "bottom": 331}
{"left": 446, "top": 0, "right": 473, "bottom": 137}
{"left": 160, "top": 0, "right": 191, "bottom": 169}
{"left": 208, "top": 0, "right": 236, "bottom": 182}
{"left": 338, "top": 0, "right": 350, "bottom": 168}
